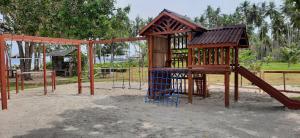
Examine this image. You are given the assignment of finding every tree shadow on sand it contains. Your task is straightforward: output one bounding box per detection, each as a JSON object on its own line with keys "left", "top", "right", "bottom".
{"left": 12, "top": 95, "right": 177, "bottom": 138}
{"left": 13, "top": 93, "right": 300, "bottom": 138}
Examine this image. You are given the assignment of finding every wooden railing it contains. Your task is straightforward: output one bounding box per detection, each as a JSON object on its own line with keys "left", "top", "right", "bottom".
{"left": 191, "top": 47, "right": 230, "bottom": 66}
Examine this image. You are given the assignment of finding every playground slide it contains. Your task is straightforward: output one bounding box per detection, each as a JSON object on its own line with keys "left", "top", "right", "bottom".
{"left": 237, "top": 66, "right": 300, "bottom": 109}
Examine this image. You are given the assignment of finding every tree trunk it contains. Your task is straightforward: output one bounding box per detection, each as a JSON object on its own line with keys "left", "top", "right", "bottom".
{"left": 37, "top": 48, "right": 41, "bottom": 71}
{"left": 17, "top": 41, "right": 25, "bottom": 71}
{"left": 34, "top": 47, "right": 39, "bottom": 71}
{"left": 23, "top": 42, "right": 34, "bottom": 80}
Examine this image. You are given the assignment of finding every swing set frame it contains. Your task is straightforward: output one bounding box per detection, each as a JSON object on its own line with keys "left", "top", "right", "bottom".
{"left": 0, "top": 34, "right": 146, "bottom": 110}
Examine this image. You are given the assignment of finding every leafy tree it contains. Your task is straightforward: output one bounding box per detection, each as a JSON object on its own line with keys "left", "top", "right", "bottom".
{"left": 280, "top": 43, "right": 300, "bottom": 67}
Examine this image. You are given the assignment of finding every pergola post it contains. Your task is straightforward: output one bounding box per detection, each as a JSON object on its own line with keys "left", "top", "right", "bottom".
{"left": 5, "top": 46, "right": 10, "bottom": 100}
{"left": 77, "top": 45, "right": 82, "bottom": 94}
{"left": 43, "top": 44, "right": 47, "bottom": 95}
{"left": 234, "top": 47, "right": 239, "bottom": 102}
{"left": 16, "top": 72, "right": 18, "bottom": 94}
{"left": 0, "top": 36, "right": 8, "bottom": 110}
{"left": 88, "top": 41, "right": 94, "bottom": 95}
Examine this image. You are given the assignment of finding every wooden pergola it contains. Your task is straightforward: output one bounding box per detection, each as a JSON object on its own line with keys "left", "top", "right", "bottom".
{"left": 0, "top": 34, "right": 146, "bottom": 110}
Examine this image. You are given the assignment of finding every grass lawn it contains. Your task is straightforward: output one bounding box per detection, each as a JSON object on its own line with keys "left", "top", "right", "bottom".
{"left": 261, "top": 62, "right": 300, "bottom": 70}
{"left": 4, "top": 63, "right": 300, "bottom": 91}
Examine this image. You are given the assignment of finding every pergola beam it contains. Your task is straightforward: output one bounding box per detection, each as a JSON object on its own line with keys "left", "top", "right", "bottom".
{"left": 0, "top": 36, "right": 8, "bottom": 110}
{"left": 2, "top": 34, "right": 86, "bottom": 45}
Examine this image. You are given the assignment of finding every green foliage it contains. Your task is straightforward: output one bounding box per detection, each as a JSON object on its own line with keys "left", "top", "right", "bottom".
{"left": 46, "top": 61, "right": 52, "bottom": 69}
{"left": 280, "top": 43, "right": 300, "bottom": 67}
{"left": 239, "top": 49, "right": 262, "bottom": 71}
{"left": 239, "top": 49, "right": 256, "bottom": 65}
{"left": 263, "top": 55, "right": 273, "bottom": 65}
{"left": 249, "top": 61, "right": 263, "bottom": 72}
{"left": 194, "top": 1, "right": 300, "bottom": 62}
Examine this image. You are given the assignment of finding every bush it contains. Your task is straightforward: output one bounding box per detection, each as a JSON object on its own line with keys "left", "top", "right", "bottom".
{"left": 280, "top": 43, "right": 300, "bottom": 68}
{"left": 263, "top": 55, "right": 273, "bottom": 65}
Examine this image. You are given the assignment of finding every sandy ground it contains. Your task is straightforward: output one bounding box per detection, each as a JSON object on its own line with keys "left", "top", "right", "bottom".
{"left": 0, "top": 82, "right": 300, "bottom": 138}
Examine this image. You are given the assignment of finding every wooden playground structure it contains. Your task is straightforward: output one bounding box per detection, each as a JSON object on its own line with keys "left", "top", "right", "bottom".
{"left": 141, "top": 9, "right": 300, "bottom": 109}
{"left": 1, "top": 9, "right": 300, "bottom": 110}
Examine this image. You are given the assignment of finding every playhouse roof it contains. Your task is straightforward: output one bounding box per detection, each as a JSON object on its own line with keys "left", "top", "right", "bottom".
{"left": 139, "top": 9, "right": 206, "bottom": 35}
{"left": 48, "top": 49, "right": 76, "bottom": 57}
{"left": 188, "top": 24, "right": 248, "bottom": 48}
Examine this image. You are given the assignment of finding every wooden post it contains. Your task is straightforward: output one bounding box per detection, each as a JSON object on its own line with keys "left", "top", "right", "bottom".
{"left": 147, "top": 36, "right": 153, "bottom": 97}
{"left": 16, "top": 73, "right": 18, "bottom": 94}
{"left": 89, "top": 41, "right": 94, "bottom": 95}
{"left": 6, "top": 47, "right": 10, "bottom": 100}
{"left": 51, "top": 71, "right": 54, "bottom": 92}
{"left": 7, "top": 66, "right": 10, "bottom": 99}
{"left": 43, "top": 44, "right": 47, "bottom": 95}
{"left": 54, "top": 71, "right": 56, "bottom": 90}
{"left": 187, "top": 33, "right": 193, "bottom": 104}
{"left": 77, "top": 45, "right": 82, "bottom": 94}
{"left": 21, "top": 74, "right": 24, "bottom": 91}
{"left": 225, "top": 47, "right": 230, "bottom": 107}
{"left": 225, "top": 72, "right": 230, "bottom": 107}
{"left": 283, "top": 73, "right": 286, "bottom": 91}
{"left": 234, "top": 47, "right": 239, "bottom": 102}
{"left": 0, "top": 36, "right": 8, "bottom": 110}
{"left": 188, "top": 48, "right": 193, "bottom": 103}
{"left": 203, "top": 74, "right": 207, "bottom": 97}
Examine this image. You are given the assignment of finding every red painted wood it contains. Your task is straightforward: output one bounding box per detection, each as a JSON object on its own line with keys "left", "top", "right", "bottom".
{"left": 238, "top": 66, "right": 300, "bottom": 109}
{"left": 234, "top": 47, "right": 239, "bottom": 102}
{"left": 0, "top": 36, "right": 7, "bottom": 110}
{"left": 21, "top": 74, "right": 24, "bottom": 91}
{"left": 77, "top": 45, "right": 82, "bottom": 94}
{"left": 89, "top": 41, "right": 95, "bottom": 95}
{"left": 43, "top": 45, "right": 47, "bottom": 95}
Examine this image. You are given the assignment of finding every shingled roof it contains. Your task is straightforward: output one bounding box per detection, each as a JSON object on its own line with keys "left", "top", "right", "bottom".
{"left": 188, "top": 24, "right": 248, "bottom": 47}
{"left": 139, "top": 9, "right": 206, "bottom": 35}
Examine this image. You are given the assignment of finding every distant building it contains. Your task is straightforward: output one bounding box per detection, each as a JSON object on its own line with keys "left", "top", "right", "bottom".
{"left": 48, "top": 48, "right": 77, "bottom": 77}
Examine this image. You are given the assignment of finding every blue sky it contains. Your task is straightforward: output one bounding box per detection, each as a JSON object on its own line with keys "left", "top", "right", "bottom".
{"left": 116, "top": 0, "right": 283, "bottom": 20}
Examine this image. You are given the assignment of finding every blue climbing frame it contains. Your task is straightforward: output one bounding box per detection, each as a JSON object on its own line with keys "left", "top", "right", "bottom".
{"left": 145, "top": 68, "right": 188, "bottom": 107}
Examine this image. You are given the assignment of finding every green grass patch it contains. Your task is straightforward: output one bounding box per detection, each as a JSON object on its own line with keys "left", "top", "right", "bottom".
{"left": 262, "top": 62, "right": 300, "bottom": 70}
{"left": 291, "top": 97, "right": 300, "bottom": 101}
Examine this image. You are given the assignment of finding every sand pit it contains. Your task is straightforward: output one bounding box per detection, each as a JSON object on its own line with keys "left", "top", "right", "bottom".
{"left": 0, "top": 82, "right": 300, "bottom": 138}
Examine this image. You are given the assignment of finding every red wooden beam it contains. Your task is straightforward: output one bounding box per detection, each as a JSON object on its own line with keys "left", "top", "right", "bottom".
{"left": 43, "top": 45, "right": 47, "bottom": 95}
{"left": 0, "top": 36, "right": 8, "bottom": 110}
{"left": 93, "top": 37, "right": 146, "bottom": 44}
{"left": 77, "top": 45, "right": 82, "bottom": 94}
{"left": 2, "top": 34, "right": 86, "bottom": 45}
{"left": 88, "top": 41, "right": 94, "bottom": 95}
